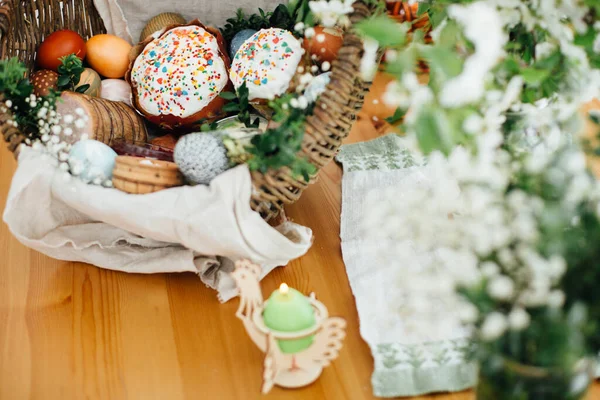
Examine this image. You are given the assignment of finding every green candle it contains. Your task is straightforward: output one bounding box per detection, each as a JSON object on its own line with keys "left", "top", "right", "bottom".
{"left": 263, "top": 283, "right": 316, "bottom": 354}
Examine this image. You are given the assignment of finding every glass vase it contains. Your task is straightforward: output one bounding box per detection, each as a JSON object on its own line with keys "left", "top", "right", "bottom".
{"left": 476, "top": 355, "right": 595, "bottom": 400}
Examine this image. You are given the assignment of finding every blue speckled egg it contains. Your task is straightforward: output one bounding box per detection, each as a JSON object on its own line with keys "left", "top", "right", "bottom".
{"left": 68, "top": 140, "right": 118, "bottom": 185}
{"left": 230, "top": 29, "right": 258, "bottom": 60}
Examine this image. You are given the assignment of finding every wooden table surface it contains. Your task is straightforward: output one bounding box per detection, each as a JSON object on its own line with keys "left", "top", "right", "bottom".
{"left": 1, "top": 113, "right": 599, "bottom": 400}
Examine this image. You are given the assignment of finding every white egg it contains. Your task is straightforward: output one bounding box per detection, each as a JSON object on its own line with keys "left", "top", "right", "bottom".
{"left": 68, "top": 139, "right": 117, "bottom": 184}
{"left": 100, "top": 79, "right": 133, "bottom": 106}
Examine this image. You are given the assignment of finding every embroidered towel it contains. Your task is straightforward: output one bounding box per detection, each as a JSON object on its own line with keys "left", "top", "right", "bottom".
{"left": 336, "top": 134, "right": 477, "bottom": 397}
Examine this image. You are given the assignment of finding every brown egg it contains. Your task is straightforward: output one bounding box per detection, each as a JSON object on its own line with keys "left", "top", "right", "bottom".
{"left": 30, "top": 69, "right": 59, "bottom": 97}
{"left": 86, "top": 34, "right": 133, "bottom": 79}
{"left": 303, "top": 26, "right": 343, "bottom": 64}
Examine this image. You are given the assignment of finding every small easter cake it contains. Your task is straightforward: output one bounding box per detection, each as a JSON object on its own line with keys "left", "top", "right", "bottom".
{"left": 128, "top": 21, "right": 232, "bottom": 130}
{"left": 229, "top": 28, "right": 304, "bottom": 105}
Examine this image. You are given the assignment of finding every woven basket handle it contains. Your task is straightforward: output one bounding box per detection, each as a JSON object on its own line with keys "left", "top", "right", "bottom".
{"left": 0, "top": 2, "right": 11, "bottom": 61}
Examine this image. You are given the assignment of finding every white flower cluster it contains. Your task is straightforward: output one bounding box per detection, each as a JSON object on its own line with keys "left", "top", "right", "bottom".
{"left": 440, "top": 2, "right": 507, "bottom": 108}
{"left": 3, "top": 94, "right": 90, "bottom": 180}
{"left": 308, "top": 0, "right": 354, "bottom": 28}
{"left": 365, "top": 137, "right": 600, "bottom": 342}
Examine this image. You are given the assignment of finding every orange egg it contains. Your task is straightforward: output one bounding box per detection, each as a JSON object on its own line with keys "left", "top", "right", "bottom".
{"left": 86, "top": 34, "right": 132, "bottom": 78}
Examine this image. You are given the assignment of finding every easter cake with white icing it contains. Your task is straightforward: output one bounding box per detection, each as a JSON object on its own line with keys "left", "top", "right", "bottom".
{"left": 127, "top": 21, "right": 232, "bottom": 130}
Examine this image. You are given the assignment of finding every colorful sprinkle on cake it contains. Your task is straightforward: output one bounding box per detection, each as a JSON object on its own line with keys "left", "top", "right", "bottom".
{"left": 230, "top": 28, "right": 304, "bottom": 101}
{"left": 131, "top": 26, "right": 228, "bottom": 118}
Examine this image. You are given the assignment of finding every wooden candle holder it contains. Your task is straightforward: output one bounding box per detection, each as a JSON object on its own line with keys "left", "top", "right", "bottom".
{"left": 231, "top": 260, "right": 347, "bottom": 394}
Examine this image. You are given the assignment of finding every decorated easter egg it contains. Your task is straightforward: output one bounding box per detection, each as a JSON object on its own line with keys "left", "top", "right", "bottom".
{"left": 303, "top": 26, "right": 343, "bottom": 64}
{"left": 86, "top": 34, "right": 133, "bottom": 78}
{"left": 100, "top": 79, "right": 132, "bottom": 106}
{"left": 229, "top": 29, "right": 257, "bottom": 60}
{"left": 37, "top": 30, "right": 86, "bottom": 71}
{"left": 174, "top": 133, "right": 229, "bottom": 185}
{"left": 76, "top": 68, "right": 102, "bottom": 97}
{"left": 30, "top": 69, "right": 59, "bottom": 97}
{"left": 68, "top": 139, "right": 118, "bottom": 185}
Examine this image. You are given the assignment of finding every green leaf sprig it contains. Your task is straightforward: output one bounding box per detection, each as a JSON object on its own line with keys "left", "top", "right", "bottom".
{"left": 220, "top": 2, "right": 309, "bottom": 43}
{"left": 219, "top": 82, "right": 261, "bottom": 129}
{"left": 56, "top": 54, "right": 89, "bottom": 94}
{"left": 0, "top": 58, "right": 58, "bottom": 140}
{"left": 246, "top": 94, "right": 316, "bottom": 181}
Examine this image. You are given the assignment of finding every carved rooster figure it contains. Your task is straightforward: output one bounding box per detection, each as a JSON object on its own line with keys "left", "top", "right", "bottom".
{"left": 231, "top": 260, "right": 347, "bottom": 394}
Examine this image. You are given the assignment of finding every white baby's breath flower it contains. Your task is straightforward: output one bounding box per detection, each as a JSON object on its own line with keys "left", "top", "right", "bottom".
{"left": 487, "top": 275, "right": 515, "bottom": 300}
{"left": 360, "top": 37, "right": 378, "bottom": 81}
{"left": 297, "top": 96, "right": 309, "bottom": 109}
{"left": 5, "top": 100, "right": 12, "bottom": 108}
{"left": 309, "top": 0, "right": 354, "bottom": 28}
{"left": 508, "top": 308, "right": 530, "bottom": 330}
{"left": 321, "top": 61, "right": 331, "bottom": 72}
{"left": 63, "top": 114, "right": 74, "bottom": 124}
{"left": 548, "top": 290, "right": 565, "bottom": 308}
{"left": 536, "top": 42, "right": 556, "bottom": 59}
{"left": 440, "top": 2, "right": 506, "bottom": 107}
{"left": 463, "top": 114, "right": 483, "bottom": 134}
{"left": 481, "top": 312, "right": 507, "bottom": 341}
{"left": 304, "top": 27, "right": 316, "bottom": 39}
{"left": 481, "top": 261, "right": 500, "bottom": 278}
{"left": 458, "top": 302, "right": 479, "bottom": 324}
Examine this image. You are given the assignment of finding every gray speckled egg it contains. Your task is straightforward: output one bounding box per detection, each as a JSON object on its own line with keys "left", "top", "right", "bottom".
{"left": 174, "top": 133, "right": 230, "bottom": 185}
{"left": 230, "top": 29, "right": 258, "bottom": 60}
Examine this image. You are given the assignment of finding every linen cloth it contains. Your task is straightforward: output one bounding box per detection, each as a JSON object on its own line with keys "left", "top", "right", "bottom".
{"left": 4, "top": 147, "right": 312, "bottom": 302}
{"left": 336, "top": 134, "right": 477, "bottom": 397}
{"left": 93, "top": 0, "right": 286, "bottom": 44}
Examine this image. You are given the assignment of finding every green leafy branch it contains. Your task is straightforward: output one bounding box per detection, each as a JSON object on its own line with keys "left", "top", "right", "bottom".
{"left": 57, "top": 54, "right": 89, "bottom": 93}
{"left": 220, "top": 3, "right": 304, "bottom": 43}
{"left": 246, "top": 94, "right": 316, "bottom": 181}
{"left": 0, "top": 57, "right": 58, "bottom": 140}
{"left": 219, "top": 82, "right": 261, "bottom": 129}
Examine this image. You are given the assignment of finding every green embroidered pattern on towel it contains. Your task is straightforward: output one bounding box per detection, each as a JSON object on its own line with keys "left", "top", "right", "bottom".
{"left": 336, "top": 134, "right": 420, "bottom": 172}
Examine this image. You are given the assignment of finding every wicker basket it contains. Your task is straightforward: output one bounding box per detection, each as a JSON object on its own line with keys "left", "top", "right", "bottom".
{"left": 0, "top": 0, "right": 378, "bottom": 222}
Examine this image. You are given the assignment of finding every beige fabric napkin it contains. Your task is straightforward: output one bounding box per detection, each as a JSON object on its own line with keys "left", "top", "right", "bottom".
{"left": 3, "top": 147, "right": 312, "bottom": 302}
{"left": 93, "top": 0, "right": 286, "bottom": 43}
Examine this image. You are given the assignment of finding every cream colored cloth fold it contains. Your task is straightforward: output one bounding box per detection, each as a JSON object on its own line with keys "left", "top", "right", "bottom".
{"left": 94, "top": 0, "right": 286, "bottom": 43}
{"left": 3, "top": 147, "right": 312, "bottom": 302}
